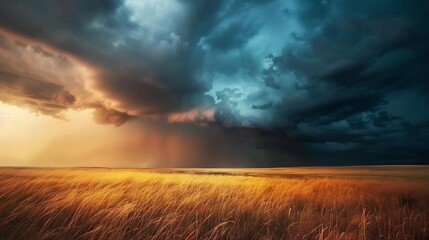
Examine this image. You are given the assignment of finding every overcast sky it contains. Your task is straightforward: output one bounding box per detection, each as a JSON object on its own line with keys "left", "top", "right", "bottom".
{"left": 0, "top": 0, "right": 428, "bottom": 167}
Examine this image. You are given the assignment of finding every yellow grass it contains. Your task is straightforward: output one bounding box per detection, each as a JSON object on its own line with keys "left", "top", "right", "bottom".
{"left": 0, "top": 166, "right": 428, "bottom": 240}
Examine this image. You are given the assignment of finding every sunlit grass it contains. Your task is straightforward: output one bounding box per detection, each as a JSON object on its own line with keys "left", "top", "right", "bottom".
{"left": 0, "top": 167, "right": 428, "bottom": 239}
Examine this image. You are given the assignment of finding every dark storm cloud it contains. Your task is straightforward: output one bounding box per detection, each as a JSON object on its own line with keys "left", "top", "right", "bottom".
{"left": 0, "top": 70, "right": 75, "bottom": 117}
{"left": 0, "top": 0, "right": 211, "bottom": 116}
{"left": 92, "top": 105, "right": 133, "bottom": 126}
{"left": 263, "top": 74, "right": 282, "bottom": 89}
{"left": 252, "top": 101, "right": 273, "bottom": 110}
{"left": 259, "top": 0, "right": 429, "bottom": 164}
{"left": 0, "top": 0, "right": 428, "bottom": 165}
{"left": 0, "top": 31, "right": 133, "bottom": 124}
{"left": 204, "top": 0, "right": 429, "bottom": 164}
{"left": 204, "top": 20, "right": 259, "bottom": 52}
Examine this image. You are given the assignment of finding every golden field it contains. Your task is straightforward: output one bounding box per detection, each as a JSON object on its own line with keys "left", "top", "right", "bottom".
{"left": 0, "top": 166, "right": 428, "bottom": 240}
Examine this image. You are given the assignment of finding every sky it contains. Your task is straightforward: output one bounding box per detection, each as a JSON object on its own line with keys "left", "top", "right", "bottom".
{"left": 0, "top": 0, "right": 428, "bottom": 167}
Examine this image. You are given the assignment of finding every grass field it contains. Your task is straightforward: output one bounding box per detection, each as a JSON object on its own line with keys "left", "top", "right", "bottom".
{"left": 0, "top": 166, "right": 428, "bottom": 240}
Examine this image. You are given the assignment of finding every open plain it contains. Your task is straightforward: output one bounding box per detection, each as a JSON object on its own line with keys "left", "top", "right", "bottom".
{"left": 0, "top": 166, "right": 428, "bottom": 240}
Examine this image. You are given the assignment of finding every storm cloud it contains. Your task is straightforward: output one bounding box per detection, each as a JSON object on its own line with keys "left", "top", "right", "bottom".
{"left": 0, "top": 0, "right": 428, "bottom": 165}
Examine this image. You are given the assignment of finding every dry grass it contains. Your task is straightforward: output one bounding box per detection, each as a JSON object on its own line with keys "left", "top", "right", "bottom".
{"left": 0, "top": 167, "right": 428, "bottom": 240}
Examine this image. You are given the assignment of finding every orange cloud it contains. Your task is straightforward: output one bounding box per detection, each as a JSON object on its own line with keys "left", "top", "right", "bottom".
{"left": 167, "top": 108, "right": 215, "bottom": 125}
{"left": 0, "top": 29, "right": 133, "bottom": 125}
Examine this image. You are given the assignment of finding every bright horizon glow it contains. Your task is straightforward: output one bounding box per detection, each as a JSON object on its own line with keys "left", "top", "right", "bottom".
{"left": 0, "top": 103, "right": 219, "bottom": 168}
{"left": 0, "top": 103, "right": 116, "bottom": 166}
